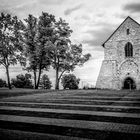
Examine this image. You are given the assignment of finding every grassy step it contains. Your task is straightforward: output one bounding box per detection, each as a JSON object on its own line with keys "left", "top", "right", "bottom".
{"left": 0, "top": 102, "right": 140, "bottom": 113}
{"left": 0, "top": 116, "right": 140, "bottom": 140}
{"left": 62, "top": 97, "right": 140, "bottom": 101}
{"left": 1, "top": 114, "right": 140, "bottom": 133}
{"left": 73, "top": 93, "right": 129, "bottom": 97}
{"left": 26, "top": 100, "right": 140, "bottom": 106}
{"left": 0, "top": 128, "right": 90, "bottom": 140}
{"left": 42, "top": 99, "right": 140, "bottom": 103}
{"left": 1, "top": 99, "right": 140, "bottom": 106}
{"left": 0, "top": 108, "right": 140, "bottom": 125}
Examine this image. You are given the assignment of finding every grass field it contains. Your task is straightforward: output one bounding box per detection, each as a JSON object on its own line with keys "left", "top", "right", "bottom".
{"left": 0, "top": 88, "right": 54, "bottom": 99}
{"left": 0, "top": 88, "right": 139, "bottom": 99}
{"left": 0, "top": 89, "right": 140, "bottom": 140}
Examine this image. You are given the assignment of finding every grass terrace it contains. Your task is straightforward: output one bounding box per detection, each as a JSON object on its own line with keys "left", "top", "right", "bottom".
{"left": 0, "top": 89, "right": 140, "bottom": 140}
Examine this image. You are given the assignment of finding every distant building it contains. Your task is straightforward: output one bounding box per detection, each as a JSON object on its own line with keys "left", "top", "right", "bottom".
{"left": 96, "top": 17, "right": 140, "bottom": 90}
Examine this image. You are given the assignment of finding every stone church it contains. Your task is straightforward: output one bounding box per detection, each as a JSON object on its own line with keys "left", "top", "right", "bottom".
{"left": 96, "top": 16, "right": 140, "bottom": 90}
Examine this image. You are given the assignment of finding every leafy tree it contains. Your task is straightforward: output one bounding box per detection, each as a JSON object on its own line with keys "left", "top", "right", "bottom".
{"left": 40, "top": 74, "right": 52, "bottom": 89}
{"left": 22, "top": 12, "right": 91, "bottom": 90}
{"left": 48, "top": 18, "right": 91, "bottom": 89}
{"left": 61, "top": 74, "right": 80, "bottom": 89}
{"left": 0, "top": 12, "right": 25, "bottom": 89}
{"left": 0, "top": 79, "right": 7, "bottom": 87}
{"left": 11, "top": 73, "right": 33, "bottom": 88}
{"left": 23, "top": 12, "right": 54, "bottom": 89}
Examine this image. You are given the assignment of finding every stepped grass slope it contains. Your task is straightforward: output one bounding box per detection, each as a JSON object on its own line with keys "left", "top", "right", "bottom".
{"left": 0, "top": 89, "right": 140, "bottom": 140}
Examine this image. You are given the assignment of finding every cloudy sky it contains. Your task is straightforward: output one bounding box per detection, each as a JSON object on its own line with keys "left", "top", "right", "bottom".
{"left": 0, "top": 0, "right": 140, "bottom": 88}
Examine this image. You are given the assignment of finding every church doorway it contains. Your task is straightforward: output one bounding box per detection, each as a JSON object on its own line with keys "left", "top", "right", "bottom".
{"left": 123, "top": 77, "right": 136, "bottom": 90}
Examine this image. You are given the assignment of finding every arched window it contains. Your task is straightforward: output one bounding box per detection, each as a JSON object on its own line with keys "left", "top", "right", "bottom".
{"left": 125, "top": 42, "right": 133, "bottom": 57}
{"left": 127, "top": 29, "right": 130, "bottom": 35}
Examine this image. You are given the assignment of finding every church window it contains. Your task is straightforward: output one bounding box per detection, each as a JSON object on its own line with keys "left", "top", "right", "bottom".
{"left": 125, "top": 42, "right": 133, "bottom": 57}
{"left": 127, "top": 29, "right": 130, "bottom": 35}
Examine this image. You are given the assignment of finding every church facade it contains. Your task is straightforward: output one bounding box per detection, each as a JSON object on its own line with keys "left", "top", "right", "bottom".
{"left": 96, "top": 17, "right": 140, "bottom": 90}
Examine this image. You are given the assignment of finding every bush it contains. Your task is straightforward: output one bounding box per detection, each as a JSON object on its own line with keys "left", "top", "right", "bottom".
{"left": 40, "top": 74, "right": 52, "bottom": 89}
{"left": 11, "top": 73, "right": 33, "bottom": 88}
{"left": 61, "top": 74, "right": 80, "bottom": 89}
{"left": 0, "top": 79, "right": 7, "bottom": 87}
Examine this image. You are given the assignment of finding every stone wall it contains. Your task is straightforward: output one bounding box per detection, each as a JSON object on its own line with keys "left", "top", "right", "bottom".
{"left": 96, "top": 60, "right": 119, "bottom": 89}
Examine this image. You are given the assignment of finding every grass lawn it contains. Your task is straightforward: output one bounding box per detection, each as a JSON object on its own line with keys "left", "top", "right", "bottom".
{"left": 0, "top": 88, "right": 53, "bottom": 99}
{"left": 0, "top": 88, "right": 140, "bottom": 102}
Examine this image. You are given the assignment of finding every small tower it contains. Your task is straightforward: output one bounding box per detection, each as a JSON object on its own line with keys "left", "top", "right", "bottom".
{"left": 96, "top": 16, "right": 140, "bottom": 90}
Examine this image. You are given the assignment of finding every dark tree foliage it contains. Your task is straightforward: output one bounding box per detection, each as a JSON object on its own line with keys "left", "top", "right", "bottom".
{"left": 22, "top": 12, "right": 54, "bottom": 89}
{"left": 61, "top": 74, "right": 80, "bottom": 89}
{"left": 40, "top": 74, "right": 52, "bottom": 89}
{"left": 47, "top": 18, "right": 91, "bottom": 90}
{"left": 11, "top": 73, "right": 33, "bottom": 88}
{"left": 0, "top": 13, "right": 25, "bottom": 89}
{"left": 0, "top": 79, "right": 7, "bottom": 87}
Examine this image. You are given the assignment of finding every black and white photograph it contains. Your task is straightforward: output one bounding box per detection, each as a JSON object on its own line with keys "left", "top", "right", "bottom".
{"left": 0, "top": 0, "right": 140, "bottom": 139}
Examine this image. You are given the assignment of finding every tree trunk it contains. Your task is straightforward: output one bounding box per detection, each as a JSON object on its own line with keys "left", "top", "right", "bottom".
{"left": 34, "top": 70, "right": 37, "bottom": 89}
{"left": 36, "top": 68, "right": 42, "bottom": 89}
{"left": 55, "top": 67, "right": 59, "bottom": 90}
{"left": 58, "top": 70, "right": 65, "bottom": 83}
{"left": 6, "top": 65, "right": 11, "bottom": 89}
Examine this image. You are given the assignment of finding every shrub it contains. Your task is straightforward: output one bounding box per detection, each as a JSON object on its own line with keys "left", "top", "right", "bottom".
{"left": 0, "top": 79, "right": 7, "bottom": 87}
{"left": 61, "top": 74, "right": 80, "bottom": 89}
{"left": 11, "top": 73, "right": 33, "bottom": 88}
{"left": 40, "top": 74, "right": 52, "bottom": 89}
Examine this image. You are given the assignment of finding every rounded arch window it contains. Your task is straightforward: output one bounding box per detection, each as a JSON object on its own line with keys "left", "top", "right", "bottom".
{"left": 125, "top": 42, "right": 133, "bottom": 57}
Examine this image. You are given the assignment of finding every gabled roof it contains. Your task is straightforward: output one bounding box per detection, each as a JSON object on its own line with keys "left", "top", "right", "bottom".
{"left": 102, "top": 16, "right": 140, "bottom": 47}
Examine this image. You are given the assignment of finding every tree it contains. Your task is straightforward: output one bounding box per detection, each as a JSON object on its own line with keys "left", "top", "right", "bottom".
{"left": 24, "top": 73, "right": 33, "bottom": 88}
{"left": 48, "top": 18, "right": 91, "bottom": 89}
{"left": 40, "top": 74, "right": 52, "bottom": 89}
{"left": 23, "top": 12, "right": 54, "bottom": 89}
{"left": 61, "top": 74, "right": 80, "bottom": 89}
{"left": 11, "top": 73, "right": 33, "bottom": 88}
{"left": 0, "top": 79, "right": 7, "bottom": 87}
{"left": 0, "top": 12, "right": 25, "bottom": 89}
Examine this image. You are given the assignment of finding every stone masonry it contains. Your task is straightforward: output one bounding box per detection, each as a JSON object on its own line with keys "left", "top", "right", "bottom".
{"left": 96, "top": 17, "right": 140, "bottom": 90}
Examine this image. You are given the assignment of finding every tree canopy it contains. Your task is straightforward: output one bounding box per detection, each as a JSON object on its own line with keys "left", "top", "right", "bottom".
{"left": 47, "top": 18, "right": 91, "bottom": 89}
{"left": 22, "top": 12, "right": 54, "bottom": 89}
{"left": 0, "top": 13, "right": 25, "bottom": 89}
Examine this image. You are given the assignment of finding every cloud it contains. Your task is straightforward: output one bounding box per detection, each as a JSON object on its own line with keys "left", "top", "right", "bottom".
{"left": 0, "top": 8, "right": 14, "bottom": 15}
{"left": 38, "top": 0, "right": 65, "bottom": 5}
{"left": 0, "top": 0, "right": 24, "bottom": 7}
{"left": 114, "top": 13, "right": 128, "bottom": 19}
{"left": 82, "top": 26, "right": 115, "bottom": 48}
{"left": 0, "top": 0, "right": 38, "bottom": 18}
{"left": 74, "top": 15, "right": 90, "bottom": 21}
{"left": 64, "top": 4, "right": 83, "bottom": 16}
{"left": 123, "top": 3, "right": 140, "bottom": 13}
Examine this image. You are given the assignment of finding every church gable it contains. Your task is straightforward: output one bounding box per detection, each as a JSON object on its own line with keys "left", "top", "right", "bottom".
{"left": 103, "top": 17, "right": 140, "bottom": 47}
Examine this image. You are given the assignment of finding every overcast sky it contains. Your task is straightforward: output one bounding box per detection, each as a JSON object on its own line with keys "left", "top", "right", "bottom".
{"left": 0, "top": 0, "right": 140, "bottom": 88}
